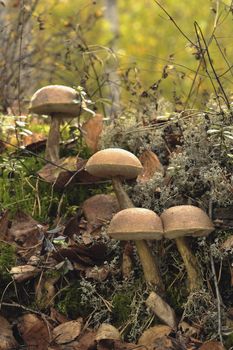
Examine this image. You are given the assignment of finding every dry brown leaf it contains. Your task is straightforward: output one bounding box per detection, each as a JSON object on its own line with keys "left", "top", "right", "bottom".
{"left": 0, "top": 316, "right": 18, "bottom": 350}
{"left": 9, "top": 211, "right": 45, "bottom": 248}
{"left": 82, "top": 114, "right": 103, "bottom": 152}
{"left": 82, "top": 194, "right": 119, "bottom": 227}
{"left": 199, "top": 341, "right": 226, "bottom": 350}
{"left": 178, "top": 321, "right": 200, "bottom": 338}
{"left": 96, "top": 324, "right": 121, "bottom": 341}
{"left": 38, "top": 156, "right": 78, "bottom": 188}
{"left": 146, "top": 292, "right": 177, "bottom": 329}
{"left": 35, "top": 273, "right": 60, "bottom": 309}
{"left": 221, "top": 235, "right": 233, "bottom": 251}
{"left": 17, "top": 313, "right": 51, "bottom": 350}
{"left": 52, "top": 319, "right": 83, "bottom": 344}
{"left": 10, "top": 265, "right": 40, "bottom": 282}
{"left": 138, "top": 325, "right": 172, "bottom": 348}
{"left": 52, "top": 242, "right": 107, "bottom": 266}
{"left": 97, "top": 340, "right": 136, "bottom": 350}
{"left": 50, "top": 308, "right": 69, "bottom": 324}
{"left": 69, "top": 330, "right": 96, "bottom": 350}
{"left": 137, "top": 150, "right": 164, "bottom": 183}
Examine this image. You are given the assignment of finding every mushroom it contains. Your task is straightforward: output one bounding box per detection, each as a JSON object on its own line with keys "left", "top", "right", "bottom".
{"left": 160, "top": 205, "right": 214, "bottom": 291}
{"left": 85, "top": 148, "right": 143, "bottom": 209}
{"left": 108, "top": 207, "right": 164, "bottom": 290}
{"left": 29, "top": 85, "right": 81, "bottom": 163}
{"left": 85, "top": 148, "right": 164, "bottom": 291}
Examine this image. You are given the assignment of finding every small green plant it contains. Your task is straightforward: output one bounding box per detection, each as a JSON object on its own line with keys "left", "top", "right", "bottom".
{"left": 0, "top": 242, "right": 17, "bottom": 282}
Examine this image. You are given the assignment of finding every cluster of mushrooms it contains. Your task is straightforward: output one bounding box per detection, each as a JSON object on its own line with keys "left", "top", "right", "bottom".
{"left": 29, "top": 85, "right": 214, "bottom": 295}
{"left": 85, "top": 148, "right": 215, "bottom": 294}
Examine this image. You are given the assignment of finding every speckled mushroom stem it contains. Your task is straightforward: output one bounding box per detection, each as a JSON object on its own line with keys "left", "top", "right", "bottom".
{"left": 175, "top": 237, "right": 203, "bottom": 292}
{"left": 112, "top": 176, "right": 164, "bottom": 292}
{"left": 45, "top": 115, "right": 60, "bottom": 163}
{"left": 112, "top": 177, "right": 134, "bottom": 209}
{"left": 135, "top": 241, "right": 164, "bottom": 292}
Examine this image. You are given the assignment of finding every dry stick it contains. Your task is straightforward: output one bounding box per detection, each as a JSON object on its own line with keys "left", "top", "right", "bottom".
{"left": 112, "top": 177, "right": 164, "bottom": 292}
{"left": 213, "top": 35, "right": 233, "bottom": 79}
{"left": 195, "top": 22, "right": 231, "bottom": 110}
{"left": 209, "top": 198, "right": 223, "bottom": 343}
{"left": 193, "top": 23, "right": 223, "bottom": 112}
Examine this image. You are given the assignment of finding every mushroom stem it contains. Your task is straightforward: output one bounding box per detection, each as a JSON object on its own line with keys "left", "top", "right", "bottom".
{"left": 112, "top": 176, "right": 134, "bottom": 209}
{"left": 135, "top": 240, "right": 164, "bottom": 292}
{"left": 175, "top": 237, "right": 203, "bottom": 291}
{"left": 112, "top": 177, "right": 164, "bottom": 292}
{"left": 45, "top": 115, "right": 60, "bottom": 163}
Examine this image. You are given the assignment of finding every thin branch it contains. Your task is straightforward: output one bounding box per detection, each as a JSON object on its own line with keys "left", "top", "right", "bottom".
{"left": 153, "top": 0, "right": 196, "bottom": 47}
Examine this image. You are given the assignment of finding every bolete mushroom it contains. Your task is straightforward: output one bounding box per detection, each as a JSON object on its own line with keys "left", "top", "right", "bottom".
{"left": 108, "top": 207, "right": 164, "bottom": 290}
{"left": 86, "top": 148, "right": 164, "bottom": 291}
{"left": 85, "top": 148, "right": 143, "bottom": 209}
{"left": 160, "top": 205, "right": 214, "bottom": 291}
{"left": 29, "top": 85, "right": 81, "bottom": 163}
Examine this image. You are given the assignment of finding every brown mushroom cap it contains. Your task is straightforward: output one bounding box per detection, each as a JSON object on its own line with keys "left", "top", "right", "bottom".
{"left": 160, "top": 205, "right": 214, "bottom": 239}
{"left": 29, "top": 85, "right": 81, "bottom": 116}
{"left": 85, "top": 148, "right": 143, "bottom": 179}
{"left": 108, "top": 208, "right": 163, "bottom": 240}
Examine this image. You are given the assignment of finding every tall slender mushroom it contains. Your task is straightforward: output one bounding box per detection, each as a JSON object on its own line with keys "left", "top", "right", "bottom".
{"left": 85, "top": 148, "right": 164, "bottom": 291}
{"left": 108, "top": 208, "right": 164, "bottom": 290}
{"left": 160, "top": 205, "right": 214, "bottom": 291}
{"left": 29, "top": 85, "right": 81, "bottom": 163}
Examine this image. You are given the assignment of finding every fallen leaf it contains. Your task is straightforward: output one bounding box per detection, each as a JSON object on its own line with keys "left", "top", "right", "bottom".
{"left": 82, "top": 194, "right": 119, "bottom": 227}
{"left": 17, "top": 314, "right": 51, "bottom": 350}
{"left": 9, "top": 211, "right": 45, "bottom": 247}
{"left": 137, "top": 150, "right": 164, "bottom": 183}
{"left": 82, "top": 114, "right": 103, "bottom": 152}
{"left": 24, "top": 138, "right": 47, "bottom": 153}
{"left": 221, "top": 235, "right": 233, "bottom": 251}
{"left": 138, "top": 325, "right": 172, "bottom": 348}
{"left": 178, "top": 321, "right": 199, "bottom": 338}
{"left": 146, "top": 291, "right": 177, "bottom": 329}
{"left": 58, "top": 330, "right": 97, "bottom": 350}
{"left": 199, "top": 341, "right": 226, "bottom": 350}
{"left": 0, "top": 316, "right": 18, "bottom": 350}
{"left": 50, "top": 308, "right": 69, "bottom": 324}
{"left": 52, "top": 319, "right": 83, "bottom": 344}
{"left": 38, "top": 156, "right": 78, "bottom": 188}
{"left": 96, "top": 324, "right": 121, "bottom": 341}
{"left": 97, "top": 339, "right": 138, "bottom": 350}
{"left": 35, "top": 273, "right": 60, "bottom": 309}
{"left": 63, "top": 211, "right": 82, "bottom": 238}
{"left": 52, "top": 242, "right": 107, "bottom": 266}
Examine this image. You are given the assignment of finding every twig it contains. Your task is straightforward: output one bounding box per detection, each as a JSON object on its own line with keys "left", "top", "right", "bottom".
{"left": 0, "top": 301, "right": 56, "bottom": 323}
{"left": 195, "top": 22, "right": 230, "bottom": 110}
{"left": 209, "top": 198, "right": 223, "bottom": 343}
{"left": 153, "top": 0, "right": 196, "bottom": 47}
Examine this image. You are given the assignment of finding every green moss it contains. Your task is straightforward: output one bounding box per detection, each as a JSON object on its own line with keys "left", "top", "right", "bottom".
{"left": 56, "top": 281, "right": 92, "bottom": 319}
{"left": 112, "top": 292, "right": 132, "bottom": 325}
{"left": 0, "top": 242, "right": 17, "bottom": 282}
{"left": 224, "top": 332, "right": 233, "bottom": 349}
